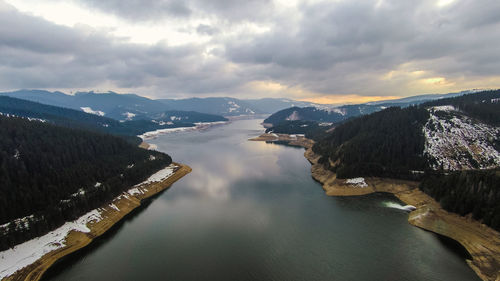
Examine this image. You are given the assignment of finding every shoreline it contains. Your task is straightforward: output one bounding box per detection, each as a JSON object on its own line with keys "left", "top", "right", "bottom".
{"left": 2, "top": 163, "right": 192, "bottom": 281}
{"left": 138, "top": 121, "right": 229, "bottom": 140}
{"left": 251, "top": 133, "right": 500, "bottom": 281}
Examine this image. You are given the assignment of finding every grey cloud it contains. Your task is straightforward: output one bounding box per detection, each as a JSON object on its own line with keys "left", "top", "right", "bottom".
{"left": 78, "top": 0, "right": 192, "bottom": 20}
{"left": 222, "top": 0, "right": 500, "bottom": 96}
{"left": 71, "top": 0, "right": 273, "bottom": 22}
{"left": 1, "top": 0, "right": 500, "bottom": 99}
{"left": 196, "top": 24, "right": 219, "bottom": 36}
{"left": 0, "top": 4, "right": 245, "bottom": 95}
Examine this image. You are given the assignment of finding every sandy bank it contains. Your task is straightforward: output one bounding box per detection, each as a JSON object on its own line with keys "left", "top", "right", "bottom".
{"left": 249, "top": 133, "right": 314, "bottom": 149}
{"left": 304, "top": 147, "right": 500, "bottom": 281}
{"left": 138, "top": 141, "right": 150, "bottom": 149}
{"left": 3, "top": 163, "right": 192, "bottom": 281}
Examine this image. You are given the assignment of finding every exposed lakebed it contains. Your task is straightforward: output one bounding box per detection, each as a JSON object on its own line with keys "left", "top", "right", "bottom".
{"left": 43, "top": 119, "right": 480, "bottom": 281}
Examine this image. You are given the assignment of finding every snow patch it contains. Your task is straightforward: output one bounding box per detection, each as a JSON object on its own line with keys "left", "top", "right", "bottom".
{"left": 286, "top": 111, "right": 300, "bottom": 121}
{"left": 134, "top": 164, "right": 177, "bottom": 186}
{"left": 80, "top": 107, "right": 105, "bottom": 116}
{"left": 109, "top": 204, "right": 120, "bottom": 212}
{"left": 0, "top": 112, "right": 46, "bottom": 123}
{"left": 345, "top": 177, "right": 368, "bottom": 187}
{"left": 327, "top": 107, "right": 346, "bottom": 116}
{"left": 123, "top": 112, "right": 136, "bottom": 121}
{"left": 127, "top": 188, "right": 143, "bottom": 195}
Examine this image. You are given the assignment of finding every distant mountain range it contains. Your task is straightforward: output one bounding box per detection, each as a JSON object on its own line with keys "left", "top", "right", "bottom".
{"left": 0, "top": 90, "right": 319, "bottom": 119}
{"left": 264, "top": 90, "right": 484, "bottom": 126}
{"left": 0, "top": 89, "right": 487, "bottom": 123}
{"left": 0, "top": 96, "right": 225, "bottom": 144}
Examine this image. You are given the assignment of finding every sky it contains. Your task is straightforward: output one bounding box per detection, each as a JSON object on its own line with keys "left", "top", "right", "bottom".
{"left": 1, "top": 0, "right": 499, "bottom": 103}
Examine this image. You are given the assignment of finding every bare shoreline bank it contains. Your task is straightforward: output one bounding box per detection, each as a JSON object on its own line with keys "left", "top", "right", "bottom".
{"left": 251, "top": 133, "right": 500, "bottom": 281}
{"left": 2, "top": 163, "right": 192, "bottom": 281}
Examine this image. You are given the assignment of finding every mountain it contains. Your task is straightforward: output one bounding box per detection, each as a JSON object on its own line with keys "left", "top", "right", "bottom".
{"left": 152, "top": 110, "right": 228, "bottom": 123}
{"left": 1, "top": 90, "right": 319, "bottom": 118}
{"left": 263, "top": 104, "right": 386, "bottom": 127}
{"left": 0, "top": 90, "right": 168, "bottom": 121}
{"left": 263, "top": 90, "right": 488, "bottom": 128}
{"left": 157, "top": 97, "right": 320, "bottom": 116}
{"left": 0, "top": 115, "right": 172, "bottom": 250}
{"left": 0, "top": 97, "right": 225, "bottom": 144}
{"left": 71, "top": 91, "right": 168, "bottom": 120}
{"left": 311, "top": 89, "right": 500, "bottom": 230}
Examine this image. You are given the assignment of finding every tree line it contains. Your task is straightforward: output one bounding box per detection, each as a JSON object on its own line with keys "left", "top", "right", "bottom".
{"left": 0, "top": 116, "right": 172, "bottom": 250}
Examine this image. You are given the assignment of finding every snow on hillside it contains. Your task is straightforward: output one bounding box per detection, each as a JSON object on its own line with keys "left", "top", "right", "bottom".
{"left": 0, "top": 112, "right": 46, "bottom": 123}
{"left": 123, "top": 112, "right": 136, "bottom": 120}
{"left": 286, "top": 110, "right": 300, "bottom": 121}
{"left": 326, "top": 107, "right": 346, "bottom": 116}
{"left": 0, "top": 163, "right": 179, "bottom": 279}
{"left": 227, "top": 101, "right": 240, "bottom": 113}
{"left": 0, "top": 210, "right": 102, "bottom": 279}
{"left": 345, "top": 177, "right": 368, "bottom": 187}
{"left": 80, "top": 107, "right": 105, "bottom": 116}
{"left": 423, "top": 106, "right": 500, "bottom": 170}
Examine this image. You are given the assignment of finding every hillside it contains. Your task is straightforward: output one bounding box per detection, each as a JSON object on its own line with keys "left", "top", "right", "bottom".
{"left": 263, "top": 104, "right": 388, "bottom": 127}
{"left": 263, "top": 90, "right": 486, "bottom": 129}
{"left": 0, "top": 115, "right": 173, "bottom": 250}
{"left": 152, "top": 110, "right": 228, "bottom": 123}
{"left": 0, "top": 97, "right": 228, "bottom": 143}
{"left": 310, "top": 89, "right": 500, "bottom": 230}
{"left": 0, "top": 90, "right": 319, "bottom": 118}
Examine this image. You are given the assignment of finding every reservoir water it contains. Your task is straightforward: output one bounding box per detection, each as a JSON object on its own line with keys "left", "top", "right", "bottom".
{"left": 44, "top": 119, "right": 480, "bottom": 281}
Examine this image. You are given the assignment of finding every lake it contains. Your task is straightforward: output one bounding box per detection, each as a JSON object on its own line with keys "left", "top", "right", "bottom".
{"left": 44, "top": 119, "right": 480, "bottom": 281}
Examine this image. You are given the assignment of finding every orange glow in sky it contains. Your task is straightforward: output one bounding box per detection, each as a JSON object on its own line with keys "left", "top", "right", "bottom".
{"left": 299, "top": 95, "right": 401, "bottom": 105}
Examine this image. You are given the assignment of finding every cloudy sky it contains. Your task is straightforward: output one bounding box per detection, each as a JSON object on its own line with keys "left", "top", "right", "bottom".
{"left": 1, "top": 0, "right": 499, "bottom": 103}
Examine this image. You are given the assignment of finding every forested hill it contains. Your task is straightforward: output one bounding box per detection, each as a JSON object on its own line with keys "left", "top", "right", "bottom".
{"left": 264, "top": 107, "right": 349, "bottom": 126}
{"left": 0, "top": 116, "right": 172, "bottom": 250}
{"left": 423, "top": 89, "right": 500, "bottom": 125}
{"left": 153, "top": 110, "right": 228, "bottom": 123}
{"left": 0, "top": 97, "right": 221, "bottom": 144}
{"left": 312, "top": 90, "right": 500, "bottom": 178}
{"left": 312, "top": 106, "right": 430, "bottom": 179}
{"left": 310, "top": 90, "right": 500, "bottom": 230}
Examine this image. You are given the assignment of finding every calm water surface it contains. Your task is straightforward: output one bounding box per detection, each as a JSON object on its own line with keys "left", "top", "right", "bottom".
{"left": 44, "top": 119, "right": 480, "bottom": 281}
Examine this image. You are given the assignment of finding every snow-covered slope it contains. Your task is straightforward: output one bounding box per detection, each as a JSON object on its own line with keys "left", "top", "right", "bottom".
{"left": 423, "top": 106, "right": 500, "bottom": 170}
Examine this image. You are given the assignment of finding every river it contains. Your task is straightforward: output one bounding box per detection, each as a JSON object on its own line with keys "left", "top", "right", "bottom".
{"left": 43, "top": 119, "right": 480, "bottom": 281}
